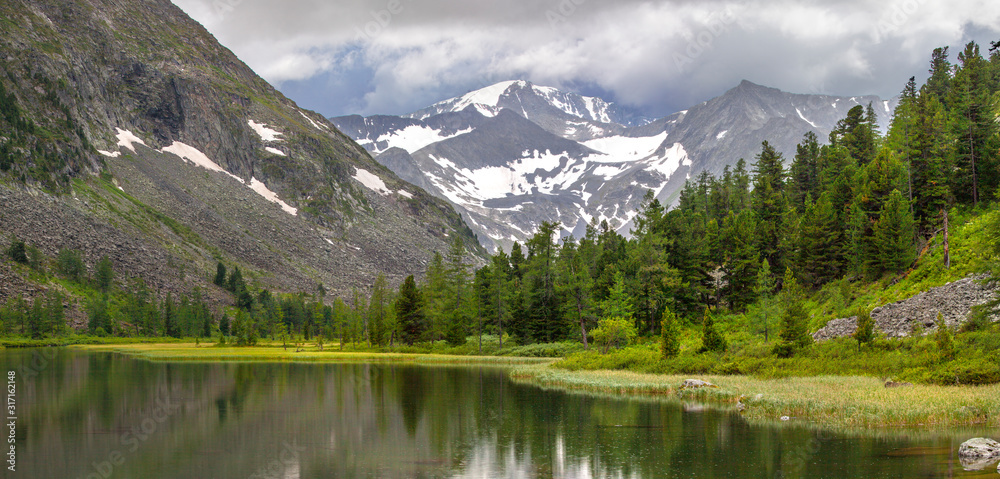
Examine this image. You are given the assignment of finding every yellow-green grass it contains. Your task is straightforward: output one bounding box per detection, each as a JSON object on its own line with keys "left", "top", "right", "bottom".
{"left": 511, "top": 363, "right": 1000, "bottom": 430}
{"left": 73, "top": 342, "right": 554, "bottom": 365}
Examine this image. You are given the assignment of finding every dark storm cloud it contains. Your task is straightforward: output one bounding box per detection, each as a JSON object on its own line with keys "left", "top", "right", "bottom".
{"left": 172, "top": 0, "right": 1000, "bottom": 118}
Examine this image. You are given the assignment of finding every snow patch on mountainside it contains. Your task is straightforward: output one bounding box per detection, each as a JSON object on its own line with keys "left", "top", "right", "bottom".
{"left": 248, "top": 120, "right": 283, "bottom": 142}
{"left": 582, "top": 132, "right": 667, "bottom": 163}
{"left": 645, "top": 142, "right": 691, "bottom": 187}
{"left": 156, "top": 137, "right": 297, "bottom": 216}
{"left": 264, "top": 147, "right": 286, "bottom": 156}
{"left": 374, "top": 125, "right": 472, "bottom": 154}
{"left": 249, "top": 177, "right": 298, "bottom": 215}
{"left": 353, "top": 168, "right": 391, "bottom": 195}
{"left": 116, "top": 128, "right": 146, "bottom": 153}
{"left": 161, "top": 141, "right": 241, "bottom": 181}
{"left": 795, "top": 108, "right": 818, "bottom": 128}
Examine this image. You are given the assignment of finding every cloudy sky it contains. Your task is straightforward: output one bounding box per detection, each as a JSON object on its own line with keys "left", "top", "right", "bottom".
{"left": 171, "top": 0, "right": 1000, "bottom": 119}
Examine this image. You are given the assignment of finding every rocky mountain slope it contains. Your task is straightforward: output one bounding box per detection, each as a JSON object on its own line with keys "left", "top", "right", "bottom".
{"left": 0, "top": 0, "right": 482, "bottom": 307}
{"left": 333, "top": 80, "right": 898, "bottom": 251}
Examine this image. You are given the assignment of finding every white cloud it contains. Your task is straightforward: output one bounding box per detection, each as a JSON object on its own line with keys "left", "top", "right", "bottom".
{"left": 172, "top": 0, "right": 1000, "bottom": 116}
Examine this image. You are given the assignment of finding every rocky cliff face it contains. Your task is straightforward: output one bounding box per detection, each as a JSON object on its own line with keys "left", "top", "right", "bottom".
{"left": 0, "top": 0, "right": 482, "bottom": 305}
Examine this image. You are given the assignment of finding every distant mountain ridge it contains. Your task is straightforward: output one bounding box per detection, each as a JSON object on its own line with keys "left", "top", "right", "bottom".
{"left": 332, "top": 79, "right": 898, "bottom": 251}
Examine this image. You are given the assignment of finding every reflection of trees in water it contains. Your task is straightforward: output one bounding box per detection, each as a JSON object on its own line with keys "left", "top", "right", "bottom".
{"left": 8, "top": 351, "right": 984, "bottom": 478}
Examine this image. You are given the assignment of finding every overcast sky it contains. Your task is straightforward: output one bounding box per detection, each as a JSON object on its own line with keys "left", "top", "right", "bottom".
{"left": 172, "top": 0, "right": 1000, "bottom": 119}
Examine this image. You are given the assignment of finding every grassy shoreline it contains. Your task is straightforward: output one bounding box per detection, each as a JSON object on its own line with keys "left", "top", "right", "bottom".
{"left": 511, "top": 363, "right": 1000, "bottom": 430}
{"left": 63, "top": 342, "right": 1000, "bottom": 430}
{"left": 71, "top": 343, "right": 554, "bottom": 365}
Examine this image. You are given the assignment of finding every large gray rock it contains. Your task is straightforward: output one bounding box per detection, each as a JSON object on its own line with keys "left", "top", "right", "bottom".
{"left": 813, "top": 275, "right": 999, "bottom": 341}
{"left": 958, "top": 438, "right": 1000, "bottom": 471}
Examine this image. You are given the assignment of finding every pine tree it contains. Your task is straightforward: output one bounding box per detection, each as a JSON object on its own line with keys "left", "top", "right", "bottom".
{"left": 700, "top": 307, "right": 727, "bottom": 353}
{"left": 395, "top": 275, "right": 424, "bottom": 345}
{"left": 660, "top": 306, "right": 680, "bottom": 359}
{"left": 423, "top": 251, "right": 447, "bottom": 341}
{"left": 6, "top": 238, "right": 28, "bottom": 264}
{"left": 925, "top": 47, "right": 952, "bottom": 106}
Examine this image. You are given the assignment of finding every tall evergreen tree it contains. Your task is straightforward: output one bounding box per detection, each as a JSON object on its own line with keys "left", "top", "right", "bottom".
{"left": 523, "top": 221, "right": 562, "bottom": 343}
{"left": 788, "top": 131, "right": 822, "bottom": 210}
{"left": 395, "top": 275, "right": 424, "bottom": 345}
{"left": 872, "top": 189, "right": 916, "bottom": 275}
{"left": 751, "top": 141, "right": 787, "bottom": 274}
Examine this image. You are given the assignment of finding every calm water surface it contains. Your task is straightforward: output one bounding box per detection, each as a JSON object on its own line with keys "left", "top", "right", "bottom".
{"left": 2, "top": 348, "right": 996, "bottom": 478}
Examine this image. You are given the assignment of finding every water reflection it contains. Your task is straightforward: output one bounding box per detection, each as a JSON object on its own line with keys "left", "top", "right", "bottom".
{"left": 1, "top": 349, "right": 994, "bottom": 478}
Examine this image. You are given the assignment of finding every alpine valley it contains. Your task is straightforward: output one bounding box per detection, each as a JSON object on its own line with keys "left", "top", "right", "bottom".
{"left": 333, "top": 80, "right": 898, "bottom": 251}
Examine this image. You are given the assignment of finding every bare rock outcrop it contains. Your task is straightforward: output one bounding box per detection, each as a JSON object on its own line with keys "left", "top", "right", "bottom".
{"left": 813, "top": 275, "right": 998, "bottom": 341}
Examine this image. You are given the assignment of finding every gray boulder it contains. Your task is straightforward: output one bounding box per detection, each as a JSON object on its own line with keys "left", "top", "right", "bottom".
{"left": 958, "top": 438, "right": 1000, "bottom": 470}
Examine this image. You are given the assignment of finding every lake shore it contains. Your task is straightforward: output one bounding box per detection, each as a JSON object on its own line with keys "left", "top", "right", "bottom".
{"left": 68, "top": 343, "right": 1000, "bottom": 430}
{"left": 510, "top": 363, "right": 1000, "bottom": 430}
{"left": 71, "top": 342, "right": 553, "bottom": 365}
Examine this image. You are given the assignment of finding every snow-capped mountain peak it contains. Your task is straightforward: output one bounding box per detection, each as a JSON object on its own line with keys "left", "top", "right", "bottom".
{"left": 403, "top": 80, "right": 650, "bottom": 128}
{"left": 332, "top": 80, "right": 898, "bottom": 252}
